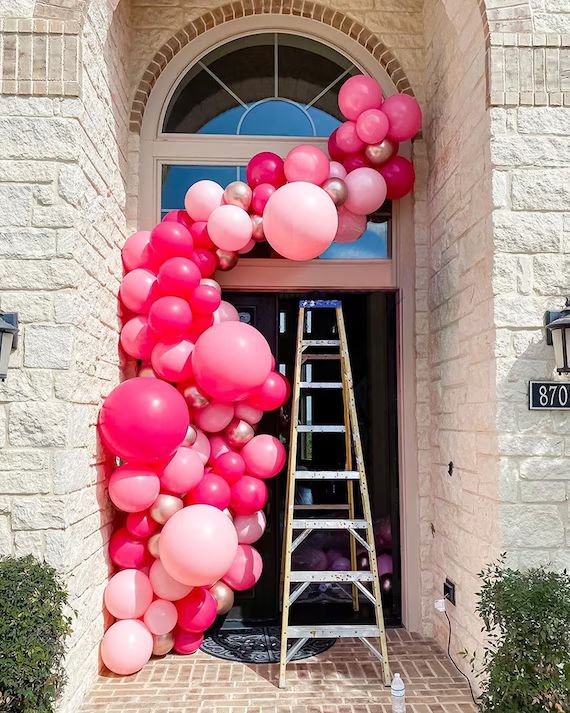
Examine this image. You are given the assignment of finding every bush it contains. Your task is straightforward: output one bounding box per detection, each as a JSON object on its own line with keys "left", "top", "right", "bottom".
{"left": 471, "top": 555, "right": 570, "bottom": 712}
{"left": 0, "top": 555, "right": 72, "bottom": 713}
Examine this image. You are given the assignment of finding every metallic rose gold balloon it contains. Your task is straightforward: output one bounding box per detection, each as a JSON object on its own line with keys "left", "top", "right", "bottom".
{"left": 216, "top": 249, "right": 239, "bottom": 272}
{"left": 381, "top": 574, "right": 392, "bottom": 593}
{"left": 152, "top": 631, "right": 175, "bottom": 656}
{"left": 148, "top": 533, "right": 161, "bottom": 558}
{"left": 150, "top": 494, "right": 183, "bottom": 525}
{"left": 251, "top": 214, "right": 265, "bottom": 241}
{"left": 223, "top": 181, "right": 252, "bottom": 211}
{"left": 358, "top": 554, "right": 369, "bottom": 570}
{"left": 138, "top": 365, "right": 156, "bottom": 378}
{"left": 182, "top": 384, "right": 210, "bottom": 410}
{"left": 322, "top": 177, "right": 348, "bottom": 207}
{"left": 364, "top": 138, "right": 399, "bottom": 165}
{"left": 182, "top": 424, "right": 198, "bottom": 447}
{"left": 210, "top": 580, "right": 235, "bottom": 615}
{"left": 200, "top": 278, "right": 221, "bottom": 293}
{"left": 225, "top": 418, "right": 255, "bottom": 449}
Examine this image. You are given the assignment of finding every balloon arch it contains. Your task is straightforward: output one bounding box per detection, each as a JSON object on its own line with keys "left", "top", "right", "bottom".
{"left": 98, "top": 76, "right": 421, "bottom": 674}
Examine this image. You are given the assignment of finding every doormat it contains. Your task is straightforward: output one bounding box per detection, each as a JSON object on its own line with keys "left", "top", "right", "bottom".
{"left": 200, "top": 626, "right": 335, "bottom": 664}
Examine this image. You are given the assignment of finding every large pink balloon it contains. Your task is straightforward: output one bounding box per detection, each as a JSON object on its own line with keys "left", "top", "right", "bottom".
{"left": 149, "top": 559, "right": 193, "bottom": 601}
{"left": 335, "top": 206, "right": 367, "bottom": 243}
{"left": 381, "top": 93, "right": 422, "bottom": 142}
{"left": 263, "top": 182, "right": 338, "bottom": 261}
{"left": 150, "top": 222, "right": 194, "bottom": 261}
{"left": 184, "top": 180, "right": 224, "bottom": 221}
{"left": 344, "top": 168, "right": 387, "bottom": 215}
{"left": 356, "top": 109, "right": 389, "bottom": 144}
{"left": 338, "top": 75, "right": 383, "bottom": 120}
{"left": 233, "top": 511, "right": 266, "bottom": 544}
{"left": 192, "top": 321, "right": 272, "bottom": 402}
{"left": 222, "top": 544, "right": 263, "bottom": 591}
{"left": 119, "top": 269, "right": 158, "bottom": 314}
{"left": 194, "top": 402, "right": 235, "bottom": 433}
{"left": 160, "top": 447, "right": 204, "bottom": 495}
{"left": 246, "top": 152, "right": 286, "bottom": 188}
{"left": 378, "top": 155, "right": 416, "bottom": 200}
{"left": 144, "top": 599, "right": 178, "bottom": 635}
{"left": 207, "top": 204, "right": 253, "bottom": 251}
{"left": 284, "top": 145, "right": 330, "bottom": 185}
{"left": 101, "top": 619, "right": 153, "bottom": 675}
{"left": 122, "top": 230, "right": 158, "bottom": 273}
{"left": 213, "top": 300, "right": 239, "bottom": 324}
{"left": 159, "top": 504, "right": 238, "bottom": 586}
{"left": 157, "top": 257, "right": 201, "bottom": 299}
{"left": 241, "top": 435, "right": 286, "bottom": 479}
{"left": 120, "top": 316, "right": 156, "bottom": 360}
{"left": 151, "top": 340, "right": 194, "bottom": 382}
{"left": 99, "top": 378, "right": 189, "bottom": 462}
{"left": 109, "top": 464, "right": 160, "bottom": 513}
{"left": 104, "top": 569, "right": 153, "bottom": 619}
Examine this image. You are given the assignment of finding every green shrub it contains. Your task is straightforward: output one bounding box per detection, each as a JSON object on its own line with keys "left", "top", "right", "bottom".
{"left": 471, "top": 555, "right": 570, "bottom": 712}
{"left": 0, "top": 555, "right": 72, "bottom": 713}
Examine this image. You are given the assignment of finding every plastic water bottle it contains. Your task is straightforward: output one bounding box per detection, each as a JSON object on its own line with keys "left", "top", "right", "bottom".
{"left": 391, "top": 672, "right": 406, "bottom": 712}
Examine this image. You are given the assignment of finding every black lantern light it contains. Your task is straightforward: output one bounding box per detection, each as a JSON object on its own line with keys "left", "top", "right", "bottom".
{"left": 545, "top": 298, "right": 570, "bottom": 374}
{"left": 0, "top": 313, "right": 18, "bottom": 381}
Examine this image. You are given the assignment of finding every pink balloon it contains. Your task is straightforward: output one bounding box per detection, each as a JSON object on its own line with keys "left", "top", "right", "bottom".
{"left": 189, "top": 221, "right": 214, "bottom": 249}
{"left": 162, "top": 209, "right": 193, "bottom": 231}
{"left": 151, "top": 339, "right": 194, "bottom": 382}
{"left": 335, "top": 121, "right": 364, "bottom": 154}
{"left": 230, "top": 476, "right": 268, "bottom": 516}
{"left": 150, "top": 222, "right": 194, "bottom": 261}
{"left": 109, "top": 464, "right": 160, "bottom": 513}
{"left": 120, "top": 316, "right": 156, "bottom": 360}
{"left": 241, "top": 435, "right": 286, "bottom": 479}
{"left": 251, "top": 183, "right": 275, "bottom": 215}
{"left": 99, "top": 378, "right": 189, "bottom": 462}
{"left": 330, "top": 555, "right": 351, "bottom": 571}
{"left": 157, "top": 257, "right": 201, "bottom": 299}
{"left": 327, "top": 128, "right": 346, "bottom": 162}
{"left": 177, "top": 587, "right": 217, "bottom": 633}
{"left": 378, "top": 155, "right": 415, "bottom": 200}
{"left": 192, "top": 322, "right": 272, "bottom": 402}
{"left": 246, "top": 371, "right": 289, "bottom": 411}
{"left": 194, "top": 402, "right": 235, "bottom": 433}
{"left": 356, "top": 109, "right": 389, "bottom": 144}
{"left": 190, "top": 284, "right": 221, "bottom": 315}
{"left": 335, "top": 207, "right": 367, "bottom": 243}
{"left": 222, "top": 544, "right": 263, "bottom": 591}
{"left": 246, "top": 152, "right": 286, "bottom": 188}
{"left": 344, "top": 167, "right": 387, "bottom": 215}
{"left": 148, "top": 296, "right": 193, "bottom": 340}
{"left": 338, "top": 75, "right": 383, "bottom": 120}
{"left": 377, "top": 553, "right": 393, "bottom": 576}
{"left": 238, "top": 238, "right": 256, "bottom": 255}
{"left": 109, "top": 528, "right": 150, "bottom": 569}
{"left": 174, "top": 628, "right": 203, "bottom": 655}
{"left": 263, "top": 182, "right": 338, "bottom": 261}
{"left": 144, "top": 599, "right": 178, "bottom": 635}
{"left": 104, "top": 569, "right": 153, "bottom": 619}
{"left": 101, "top": 619, "right": 153, "bottom": 675}
{"left": 207, "top": 204, "right": 253, "bottom": 251}
{"left": 284, "top": 145, "right": 330, "bottom": 185}
{"left": 185, "top": 473, "right": 231, "bottom": 510}
{"left": 119, "top": 269, "right": 158, "bottom": 314}
{"left": 192, "top": 249, "right": 217, "bottom": 278}
{"left": 187, "top": 428, "right": 211, "bottom": 464}
{"left": 213, "top": 300, "right": 239, "bottom": 324}
{"left": 234, "top": 403, "right": 263, "bottom": 425}
{"left": 126, "top": 510, "right": 159, "bottom": 539}
{"left": 149, "top": 559, "right": 193, "bottom": 601}
{"left": 214, "top": 451, "right": 245, "bottom": 486}
{"left": 381, "top": 93, "right": 422, "bottom": 142}
{"left": 233, "top": 511, "right": 266, "bottom": 544}
{"left": 342, "top": 152, "right": 373, "bottom": 173}
{"left": 328, "top": 161, "right": 347, "bottom": 179}
{"left": 208, "top": 434, "right": 230, "bottom": 463}
{"left": 185, "top": 180, "right": 224, "bottom": 221}
{"left": 160, "top": 447, "right": 204, "bottom": 495}
{"left": 122, "top": 230, "right": 158, "bottom": 273}
{"left": 160, "top": 504, "right": 238, "bottom": 586}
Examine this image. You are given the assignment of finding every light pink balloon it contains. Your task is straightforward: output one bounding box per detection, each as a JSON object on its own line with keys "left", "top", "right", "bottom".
{"left": 284, "top": 145, "right": 330, "bottom": 185}
{"left": 151, "top": 340, "right": 194, "bottom": 382}
{"left": 120, "top": 316, "right": 156, "bottom": 360}
{"left": 143, "top": 599, "right": 178, "bottom": 635}
{"left": 356, "top": 109, "right": 389, "bottom": 144}
{"left": 234, "top": 403, "right": 263, "bottom": 425}
{"left": 328, "top": 161, "right": 347, "bottom": 179}
{"left": 233, "top": 511, "right": 266, "bottom": 544}
{"left": 160, "top": 504, "right": 239, "bottom": 586}
{"left": 109, "top": 464, "right": 160, "bottom": 513}
{"left": 149, "top": 559, "right": 193, "bottom": 601}
{"left": 335, "top": 121, "right": 364, "bottom": 154}
{"left": 160, "top": 447, "right": 205, "bottom": 495}
{"left": 187, "top": 428, "right": 211, "bottom": 464}
{"left": 207, "top": 204, "right": 253, "bottom": 251}
{"left": 263, "top": 182, "right": 338, "bottom": 261}
{"left": 344, "top": 168, "right": 387, "bottom": 215}
{"left": 185, "top": 180, "right": 224, "bottom": 222}
{"left": 335, "top": 206, "right": 367, "bottom": 243}
{"left": 119, "top": 269, "right": 158, "bottom": 314}
{"left": 338, "top": 75, "right": 383, "bottom": 120}
{"left": 241, "top": 434, "right": 286, "bottom": 479}
{"left": 222, "top": 544, "right": 263, "bottom": 591}
{"left": 381, "top": 93, "right": 422, "bottom": 142}
{"left": 122, "top": 230, "right": 157, "bottom": 273}
{"left": 101, "top": 619, "right": 153, "bottom": 675}
{"left": 104, "top": 569, "right": 154, "bottom": 620}
{"left": 238, "top": 238, "right": 256, "bottom": 254}
{"left": 213, "top": 300, "right": 239, "bottom": 324}
{"left": 194, "top": 402, "right": 235, "bottom": 433}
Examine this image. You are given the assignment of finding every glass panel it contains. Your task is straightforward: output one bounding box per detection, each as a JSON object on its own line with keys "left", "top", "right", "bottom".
{"left": 319, "top": 221, "right": 389, "bottom": 260}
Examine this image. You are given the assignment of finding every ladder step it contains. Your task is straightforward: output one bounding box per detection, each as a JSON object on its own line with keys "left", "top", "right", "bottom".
{"left": 292, "top": 519, "right": 368, "bottom": 529}
{"left": 301, "top": 339, "right": 340, "bottom": 347}
{"left": 294, "top": 470, "right": 359, "bottom": 480}
{"left": 299, "top": 382, "right": 343, "bottom": 389}
{"left": 287, "top": 624, "right": 380, "bottom": 639}
{"left": 297, "top": 425, "right": 345, "bottom": 432}
{"left": 289, "top": 571, "right": 374, "bottom": 582}
{"left": 294, "top": 504, "right": 350, "bottom": 510}
{"left": 301, "top": 354, "right": 340, "bottom": 361}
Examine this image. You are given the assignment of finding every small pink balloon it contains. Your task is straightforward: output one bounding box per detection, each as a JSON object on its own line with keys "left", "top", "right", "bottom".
{"left": 234, "top": 403, "right": 263, "bottom": 425}
{"left": 378, "top": 155, "right": 416, "bottom": 200}
{"left": 122, "top": 230, "right": 158, "bottom": 273}
{"left": 120, "top": 316, "right": 156, "bottom": 360}
{"left": 230, "top": 476, "right": 268, "bottom": 515}
{"left": 194, "top": 402, "right": 235, "bottom": 433}
{"left": 185, "top": 180, "right": 224, "bottom": 221}
{"left": 213, "top": 300, "right": 239, "bottom": 324}
{"left": 251, "top": 183, "right": 275, "bottom": 215}
{"left": 335, "top": 206, "right": 367, "bottom": 243}
{"left": 157, "top": 257, "right": 201, "bottom": 299}
{"left": 104, "top": 569, "right": 154, "bottom": 619}
{"left": 338, "top": 74, "right": 383, "bottom": 120}
{"left": 101, "top": 619, "right": 153, "bottom": 675}
{"left": 246, "top": 152, "right": 286, "bottom": 188}
{"left": 344, "top": 167, "right": 387, "bottom": 215}
{"left": 185, "top": 472, "right": 231, "bottom": 510}
{"left": 151, "top": 339, "right": 194, "bottom": 382}
{"left": 144, "top": 599, "right": 178, "bottom": 635}
{"left": 109, "top": 464, "right": 160, "bottom": 513}
{"left": 208, "top": 434, "right": 230, "bottom": 463}
{"left": 148, "top": 296, "right": 193, "bottom": 339}
{"left": 222, "top": 544, "right": 263, "bottom": 591}
{"left": 238, "top": 238, "right": 256, "bottom": 255}
{"left": 126, "top": 510, "right": 159, "bottom": 539}
{"left": 177, "top": 586, "right": 217, "bottom": 633}
{"left": 119, "top": 269, "right": 159, "bottom": 314}
{"left": 109, "top": 528, "right": 150, "bottom": 569}
{"left": 160, "top": 447, "right": 204, "bottom": 495}
{"left": 328, "top": 161, "right": 347, "bottom": 179}
{"left": 162, "top": 209, "right": 193, "bottom": 231}
{"left": 174, "top": 628, "right": 203, "bottom": 655}
{"left": 192, "top": 249, "right": 217, "bottom": 278}
{"left": 150, "top": 221, "right": 194, "bottom": 261}
{"left": 207, "top": 204, "right": 253, "bottom": 251}
{"left": 187, "top": 428, "right": 211, "bottom": 464}
{"left": 247, "top": 371, "right": 289, "bottom": 411}
{"left": 241, "top": 434, "right": 286, "bottom": 479}
{"left": 149, "top": 559, "right": 193, "bottom": 601}
{"left": 233, "top": 511, "right": 266, "bottom": 544}
{"left": 327, "top": 128, "right": 346, "bottom": 161}
{"left": 356, "top": 108, "right": 389, "bottom": 144}
{"left": 342, "top": 152, "right": 372, "bottom": 173}
{"left": 335, "top": 121, "right": 364, "bottom": 154}
{"left": 381, "top": 93, "right": 422, "bottom": 142}
{"left": 190, "top": 284, "right": 221, "bottom": 315}
{"left": 284, "top": 145, "right": 330, "bottom": 185}
{"left": 214, "top": 451, "right": 245, "bottom": 485}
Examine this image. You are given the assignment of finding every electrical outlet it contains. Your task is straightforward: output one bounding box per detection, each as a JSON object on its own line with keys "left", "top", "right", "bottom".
{"left": 444, "top": 578, "right": 456, "bottom": 606}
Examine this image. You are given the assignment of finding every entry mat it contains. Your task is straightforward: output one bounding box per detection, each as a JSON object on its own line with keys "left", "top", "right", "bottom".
{"left": 201, "top": 626, "right": 335, "bottom": 664}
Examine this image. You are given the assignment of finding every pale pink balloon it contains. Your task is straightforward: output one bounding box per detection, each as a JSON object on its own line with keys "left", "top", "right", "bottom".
{"left": 194, "top": 402, "right": 235, "bottom": 433}
{"left": 284, "top": 145, "right": 330, "bottom": 185}
{"left": 160, "top": 504, "right": 239, "bottom": 587}
{"left": 222, "top": 544, "right": 263, "bottom": 591}
{"left": 344, "top": 168, "right": 387, "bottom": 215}
{"left": 149, "top": 559, "right": 193, "bottom": 601}
{"left": 335, "top": 206, "right": 367, "bottom": 243}
{"left": 160, "top": 447, "right": 205, "bottom": 495}
{"left": 335, "top": 121, "right": 364, "bottom": 154}
{"left": 207, "top": 204, "right": 253, "bottom": 251}
{"left": 356, "top": 109, "right": 389, "bottom": 144}
{"left": 101, "top": 619, "right": 153, "bottom": 675}
{"left": 185, "top": 180, "right": 224, "bottom": 222}
{"left": 143, "top": 599, "right": 178, "bottom": 635}
{"left": 238, "top": 238, "right": 256, "bottom": 254}
{"left": 213, "top": 300, "right": 239, "bottom": 324}
{"left": 234, "top": 403, "right": 263, "bottom": 425}
{"left": 381, "top": 93, "right": 422, "bottom": 142}
{"left": 109, "top": 464, "right": 160, "bottom": 513}
{"left": 187, "top": 428, "right": 211, "bottom": 464}
{"left": 104, "top": 569, "right": 154, "bottom": 620}
{"left": 338, "top": 75, "right": 383, "bottom": 120}
{"left": 151, "top": 340, "right": 194, "bottom": 382}
{"left": 233, "top": 511, "right": 266, "bottom": 544}
{"left": 263, "top": 182, "right": 338, "bottom": 261}
{"left": 119, "top": 269, "right": 158, "bottom": 314}
{"left": 122, "top": 230, "right": 157, "bottom": 273}
{"left": 120, "top": 316, "right": 156, "bottom": 361}
{"left": 328, "top": 161, "right": 347, "bottom": 179}
{"left": 241, "top": 434, "right": 286, "bottom": 479}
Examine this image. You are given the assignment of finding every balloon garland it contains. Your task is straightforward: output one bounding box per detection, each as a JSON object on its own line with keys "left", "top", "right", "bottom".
{"left": 98, "top": 75, "right": 421, "bottom": 675}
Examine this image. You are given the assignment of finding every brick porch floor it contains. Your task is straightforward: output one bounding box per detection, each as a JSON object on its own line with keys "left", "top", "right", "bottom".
{"left": 80, "top": 629, "right": 478, "bottom": 713}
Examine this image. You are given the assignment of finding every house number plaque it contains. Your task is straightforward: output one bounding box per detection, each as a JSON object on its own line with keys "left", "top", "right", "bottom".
{"left": 529, "top": 381, "right": 570, "bottom": 410}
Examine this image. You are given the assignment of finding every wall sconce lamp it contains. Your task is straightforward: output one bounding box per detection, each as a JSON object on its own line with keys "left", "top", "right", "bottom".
{"left": 545, "top": 298, "right": 570, "bottom": 375}
{"left": 0, "top": 313, "right": 18, "bottom": 381}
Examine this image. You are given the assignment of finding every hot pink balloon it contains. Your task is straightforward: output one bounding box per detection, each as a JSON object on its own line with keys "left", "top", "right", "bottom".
{"left": 120, "top": 316, "right": 156, "bottom": 360}
{"left": 208, "top": 434, "right": 230, "bottom": 463}
{"left": 241, "top": 434, "right": 286, "bottom": 479}
{"left": 207, "top": 204, "right": 253, "bottom": 251}
{"left": 159, "top": 504, "right": 238, "bottom": 586}
{"left": 246, "top": 371, "right": 289, "bottom": 411}
{"left": 246, "top": 152, "right": 286, "bottom": 188}
{"left": 338, "top": 75, "right": 382, "bottom": 120}
{"left": 184, "top": 180, "right": 224, "bottom": 221}
{"left": 214, "top": 451, "right": 245, "bottom": 485}
{"left": 284, "top": 145, "right": 330, "bottom": 185}
{"left": 185, "top": 473, "right": 231, "bottom": 510}
{"left": 230, "top": 476, "right": 268, "bottom": 516}
{"left": 192, "top": 321, "right": 272, "bottom": 402}
{"left": 177, "top": 587, "right": 217, "bottom": 633}
{"left": 213, "top": 300, "right": 239, "bottom": 324}
{"left": 126, "top": 510, "right": 159, "bottom": 539}
{"left": 119, "top": 269, "right": 158, "bottom": 314}
{"left": 187, "top": 428, "right": 211, "bottom": 464}
{"left": 174, "top": 628, "right": 203, "bottom": 655}
{"left": 344, "top": 167, "right": 387, "bottom": 215}
{"left": 327, "top": 128, "right": 346, "bottom": 162}
{"left": 263, "top": 182, "right": 338, "bottom": 261}
{"left": 122, "top": 230, "right": 158, "bottom": 273}
{"left": 160, "top": 447, "right": 205, "bottom": 495}
{"left": 342, "top": 152, "right": 372, "bottom": 173}
{"left": 356, "top": 109, "right": 389, "bottom": 144}
{"left": 162, "top": 208, "right": 193, "bottom": 231}
{"left": 99, "top": 378, "right": 189, "bottom": 462}
{"left": 328, "top": 161, "right": 347, "bottom": 179}
{"left": 149, "top": 559, "right": 193, "bottom": 601}
{"left": 223, "top": 544, "right": 263, "bottom": 591}
{"left": 144, "top": 599, "right": 178, "bottom": 635}
{"left": 151, "top": 339, "right": 194, "bottom": 382}
{"left": 104, "top": 569, "right": 153, "bottom": 619}
{"left": 378, "top": 155, "right": 415, "bottom": 200}
{"left": 381, "top": 93, "right": 422, "bottom": 142}
{"left": 109, "top": 528, "right": 150, "bottom": 569}
{"left": 148, "top": 296, "right": 193, "bottom": 339}
{"left": 251, "top": 183, "right": 275, "bottom": 214}
{"left": 101, "top": 619, "right": 153, "bottom": 675}
{"left": 335, "top": 121, "right": 364, "bottom": 154}
{"left": 157, "top": 257, "right": 201, "bottom": 299}
{"left": 150, "top": 221, "right": 194, "bottom": 261}
{"left": 194, "top": 402, "right": 235, "bottom": 433}
{"left": 189, "top": 221, "right": 214, "bottom": 249}
{"left": 335, "top": 206, "right": 367, "bottom": 243}
{"left": 233, "top": 511, "right": 266, "bottom": 545}
{"left": 109, "top": 464, "right": 160, "bottom": 513}
{"left": 190, "top": 284, "right": 221, "bottom": 315}
{"left": 192, "top": 249, "right": 217, "bottom": 278}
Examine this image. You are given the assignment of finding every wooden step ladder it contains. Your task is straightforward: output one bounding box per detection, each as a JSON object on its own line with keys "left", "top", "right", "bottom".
{"left": 279, "top": 299, "right": 391, "bottom": 688}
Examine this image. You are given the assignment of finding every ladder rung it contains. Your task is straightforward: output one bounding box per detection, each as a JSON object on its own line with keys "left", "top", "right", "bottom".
{"left": 294, "top": 504, "right": 350, "bottom": 510}
{"left": 301, "top": 339, "right": 340, "bottom": 347}
{"left": 292, "top": 519, "right": 368, "bottom": 529}
{"left": 294, "top": 470, "right": 359, "bottom": 480}
{"left": 299, "top": 382, "right": 343, "bottom": 389}
{"left": 301, "top": 354, "right": 340, "bottom": 361}
{"left": 297, "top": 425, "right": 345, "bottom": 432}
{"left": 289, "top": 571, "right": 374, "bottom": 582}
{"left": 287, "top": 624, "right": 380, "bottom": 638}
